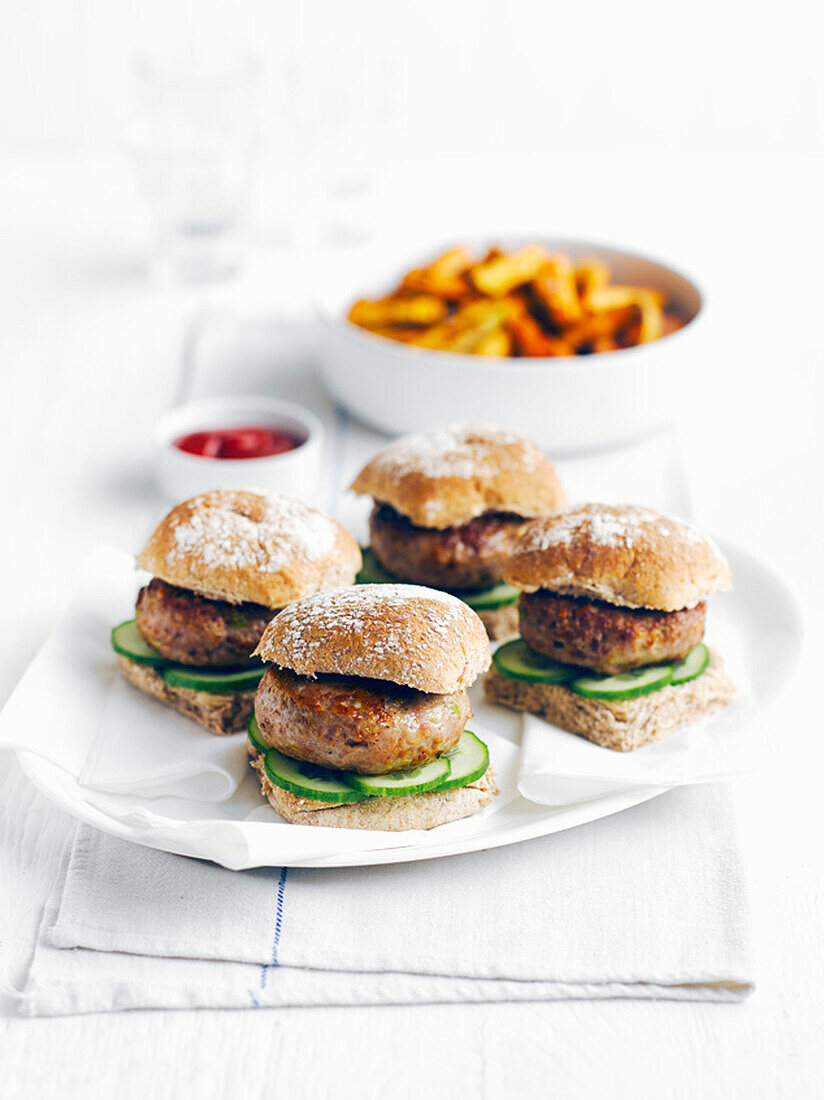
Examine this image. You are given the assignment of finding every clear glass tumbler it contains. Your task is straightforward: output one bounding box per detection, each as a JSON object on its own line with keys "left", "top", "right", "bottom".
{"left": 132, "top": 47, "right": 261, "bottom": 284}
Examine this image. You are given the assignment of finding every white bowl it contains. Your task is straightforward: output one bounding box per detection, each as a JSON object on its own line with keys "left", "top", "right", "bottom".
{"left": 155, "top": 396, "right": 324, "bottom": 503}
{"left": 315, "top": 238, "right": 704, "bottom": 452}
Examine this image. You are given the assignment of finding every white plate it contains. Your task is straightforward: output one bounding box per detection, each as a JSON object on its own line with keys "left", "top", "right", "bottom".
{"left": 16, "top": 543, "right": 799, "bottom": 870}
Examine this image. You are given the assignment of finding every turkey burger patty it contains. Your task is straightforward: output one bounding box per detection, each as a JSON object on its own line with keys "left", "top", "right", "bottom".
{"left": 135, "top": 578, "right": 272, "bottom": 666}
{"left": 519, "top": 590, "right": 707, "bottom": 675}
{"left": 369, "top": 504, "right": 529, "bottom": 590}
{"left": 348, "top": 427, "right": 568, "bottom": 640}
{"left": 255, "top": 665, "right": 470, "bottom": 774}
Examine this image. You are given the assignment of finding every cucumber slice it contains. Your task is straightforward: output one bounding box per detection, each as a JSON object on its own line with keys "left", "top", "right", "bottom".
{"left": 568, "top": 664, "right": 674, "bottom": 701}
{"left": 111, "top": 620, "right": 167, "bottom": 668}
{"left": 435, "top": 730, "right": 489, "bottom": 791}
{"left": 356, "top": 547, "right": 398, "bottom": 584}
{"left": 263, "top": 748, "right": 367, "bottom": 803}
{"left": 493, "top": 639, "right": 577, "bottom": 684}
{"left": 247, "top": 715, "right": 267, "bottom": 754}
{"left": 671, "top": 643, "right": 710, "bottom": 685}
{"left": 357, "top": 548, "right": 519, "bottom": 610}
{"left": 460, "top": 582, "right": 520, "bottom": 611}
{"left": 345, "top": 756, "right": 451, "bottom": 797}
{"left": 163, "top": 664, "right": 265, "bottom": 694}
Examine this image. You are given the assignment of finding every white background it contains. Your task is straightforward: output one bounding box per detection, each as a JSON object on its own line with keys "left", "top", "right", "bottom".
{"left": 4, "top": 0, "right": 821, "bottom": 158}
{"left": 1, "top": 2, "right": 823, "bottom": 1097}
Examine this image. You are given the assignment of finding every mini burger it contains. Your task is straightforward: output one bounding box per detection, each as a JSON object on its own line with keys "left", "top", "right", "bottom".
{"left": 247, "top": 584, "right": 497, "bottom": 830}
{"left": 350, "top": 426, "right": 567, "bottom": 641}
{"left": 485, "top": 504, "right": 737, "bottom": 751}
{"left": 111, "top": 490, "right": 361, "bottom": 735}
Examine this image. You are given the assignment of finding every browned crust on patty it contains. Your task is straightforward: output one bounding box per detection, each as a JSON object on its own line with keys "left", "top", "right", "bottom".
{"left": 350, "top": 426, "right": 567, "bottom": 529}
{"left": 369, "top": 505, "right": 529, "bottom": 590}
{"left": 250, "top": 754, "right": 499, "bottom": 830}
{"left": 483, "top": 648, "right": 736, "bottom": 751}
{"left": 518, "top": 592, "right": 706, "bottom": 674}
{"left": 254, "top": 666, "right": 469, "bottom": 774}
{"left": 505, "top": 504, "right": 731, "bottom": 611}
{"left": 117, "top": 655, "right": 255, "bottom": 735}
{"left": 135, "top": 578, "right": 273, "bottom": 666}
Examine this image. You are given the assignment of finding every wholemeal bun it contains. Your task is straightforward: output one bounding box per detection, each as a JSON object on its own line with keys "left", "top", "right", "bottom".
{"left": 254, "top": 584, "right": 491, "bottom": 694}
{"left": 350, "top": 425, "right": 567, "bottom": 529}
{"left": 117, "top": 656, "right": 254, "bottom": 736}
{"left": 484, "top": 648, "right": 736, "bottom": 752}
{"left": 250, "top": 754, "right": 498, "bottom": 830}
{"left": 505, "top": 504, "right": 731, "bottom": 611}
{"left": 136, "top": 490, "right": 361, "bottom": 608}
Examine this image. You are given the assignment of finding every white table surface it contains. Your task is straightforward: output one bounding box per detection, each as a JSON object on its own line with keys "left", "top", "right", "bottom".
{"left": 0, "top": 153, "right": 822, "bottom": 1098}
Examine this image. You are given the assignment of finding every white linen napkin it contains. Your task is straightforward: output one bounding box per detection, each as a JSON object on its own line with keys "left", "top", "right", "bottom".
{"left": 517, "top": 696, "right": 762, "bottom": 806}
{"left": 18, "top": 782, "right": 753, "bottom": 1016}
{"left": 0, "top": 545, "right": 251, "bottom": 803}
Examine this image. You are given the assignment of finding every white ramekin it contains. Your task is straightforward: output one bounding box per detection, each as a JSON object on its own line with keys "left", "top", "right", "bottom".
{"left": 154, "top": 396, "right": 325, "bottom": 504}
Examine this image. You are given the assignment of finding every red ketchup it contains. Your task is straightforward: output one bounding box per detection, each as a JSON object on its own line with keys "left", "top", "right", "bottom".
{"left": 174, "top": 426, "right": 302, "bottom": 460}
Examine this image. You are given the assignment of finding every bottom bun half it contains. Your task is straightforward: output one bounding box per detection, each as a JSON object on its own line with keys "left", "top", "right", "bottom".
{"left": 117, "top": 655, "right": 256, "bottom": 736}
{"left": 483, "top": 648, "right": 736, "bottom": 752}
{"left": 249, "top": 753, "right": 498, "bottom": 831}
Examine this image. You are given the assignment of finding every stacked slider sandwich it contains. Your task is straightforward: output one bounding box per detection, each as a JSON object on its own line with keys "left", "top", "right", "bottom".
{"left": 248, "top": 584, "right": 497, "bottom": 830}
{"left": 485, "top": 504, "right": 737, "bottom": 750}
{"left": 111, "top": 490, "right": 361, "bottom": 735}
{"left": 350, "top": 425, "right": 568, "bottom": 640}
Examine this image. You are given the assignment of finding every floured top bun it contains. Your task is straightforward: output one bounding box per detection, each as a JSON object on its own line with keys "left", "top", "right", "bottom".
{"left": 137, "top": 490, "right": 362, "bottom": 608}
{"left": 504, "top": 504, "right": 731, "bottom": 611}
{"left": 350, "top": 425, "right": 568, "bottom": 529}
{"left": 254, "top": 584, "right": 491, "bottom": 694}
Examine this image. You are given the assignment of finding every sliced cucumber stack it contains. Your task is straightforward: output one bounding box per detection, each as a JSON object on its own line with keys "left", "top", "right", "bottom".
{"left": 346, "top": 756, "right": 451, "bottom": 797}
{"left": 357, "top": 548, "right": 519, "bottom": 610}
{"left": 437, "top": 730, "right": 489, "bottom": 790}
{"left": 254, "top": 722, "right": 491, "bottom": 803}
{"left": 568, "top": 664, "right": 674, "bottom": 701}
{"left": 247, "top": 715, "right": 268, "bottom": 755}
{"left": 493, "top": 639, "right": 577, "bottom": 684}
{"left": 671, "top": 643, "right": 710, "bottom": 685}
{"left": 111, "top": 620, "right": 167, "bottom": 668}
{"left": 112, "top": 618, "right": 265, "bottom": 693}
{"left": 494, "top": 636, "right": 711, "bottom": 700}
{"left": 263, "top": 748, "right": 367, "bottom": 803}
{"left": 163, "top": 664, "right": 265, "bottom": 694}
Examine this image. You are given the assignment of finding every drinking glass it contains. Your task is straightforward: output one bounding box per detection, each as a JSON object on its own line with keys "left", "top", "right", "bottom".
{"left": 132, "top": 47, "right": 261, "bottom": 284}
